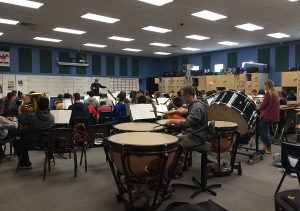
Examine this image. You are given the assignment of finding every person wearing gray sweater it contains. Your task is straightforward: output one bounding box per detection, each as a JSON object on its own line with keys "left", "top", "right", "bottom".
{"left": 166, "top": 85, "right": 209, "bottom": 150}
{"left": 0, "top": 116, "right": 18, "bottom": 159}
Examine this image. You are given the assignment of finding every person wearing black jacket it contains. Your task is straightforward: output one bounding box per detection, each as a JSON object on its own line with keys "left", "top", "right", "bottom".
{"left": 16, "top": 97, "right": 55, "bottom": 168}
{"left": 68, "top": 93, "right": 89, "bottom": 126}
{"left": 90, "top": 79, "right": 106, "bottom": 96}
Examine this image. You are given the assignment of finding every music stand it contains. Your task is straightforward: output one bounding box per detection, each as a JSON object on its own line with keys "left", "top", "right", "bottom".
{"left": 62, "top": 98, "right": 73, "bottom": 110}
{"left": 155, "top": 104, "right": 168, "bottom": 117}
{"left": 50, "top": 110, "right": 72, "bottom": 124}
{"left": 157, "top": 98, "right": 170, "bottom": 105}
{"left": 129, "top": 104, "right": 157, "bottom": 121}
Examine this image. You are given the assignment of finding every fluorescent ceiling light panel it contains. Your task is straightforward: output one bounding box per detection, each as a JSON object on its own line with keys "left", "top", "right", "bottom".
{"left": 185, "top": 34, "right": 210, "bottom": 40}
{"left": 0, "top": 32, "right": 3, "bottom": 36}
{"left": 235, "top": 23, "right": 264, "bottom": 31}
{"left": 191, "top": 10, "right": 227, "bottom": 21}
{"left": 81, "top": 13, "right": 120, "bottom": 23}
{"left": 142, "top": 26, "right": 172, "bottom": 33}
{"left": 218, "top": 41, "right": 239, "bottom": 46}
{"left": 84, "top": 43, "right": 107, "bottom": 48}
{"left": 122, "top": 48, "right": 143, "bottom": 52}
{"left": 53, "top": 27, "right": 86, "bottom": 35}
{"left": 150, "top": 42, "right": 171, "bottom": 47}
{"left": 108, "top": 36, "right": 134, "bottom": 42}
{"left": 0, "top": 18, "right": 19, "bottom": 25}
{"left": 0, "top": 0, "right": 43, "bottom": 9}
{"left": 138, "top": 0, "right": 174, "bottom": 6}
{"left": 154, "top": 52, "right": 171, "bottom": 55}
{"left": 267, "top": 32, "right": 290, "bottom": 39}
{"left": 182, "top": 47, "right": 201, "bottom": 51}
{"left": 289, "top": 0, "right": 298, "bottom": 2}
{"left": 33, "top": 37, "right": 62, "bottom": 42}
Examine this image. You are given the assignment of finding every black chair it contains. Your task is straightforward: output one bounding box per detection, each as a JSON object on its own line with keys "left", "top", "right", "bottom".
{"left": 44, "top": 128, "right": 75, "bottom": 180}
{"left": 274, "top": 142, "right": 300, "bottom": 211}
{"left": 98, "top": 112, "right": 113, "bottom": 124}
{"left": 274, "top": 142, "right": 300, "bottom": 195}
{"left": 172, "top": 121, "right": 222, "bottom": 198}
{"left": 79, "top": 124, "right": 111, "bottom": 172}
{"left": 71, "top": 117, "right": 89, "bottom": 173}
{"left": 1, "top": 134, "right": 17, "bottom": 160}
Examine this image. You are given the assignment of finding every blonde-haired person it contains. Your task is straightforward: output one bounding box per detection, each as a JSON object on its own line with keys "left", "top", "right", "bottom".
{"left": 258, "top": 80, "right": 280, "bottom": 154}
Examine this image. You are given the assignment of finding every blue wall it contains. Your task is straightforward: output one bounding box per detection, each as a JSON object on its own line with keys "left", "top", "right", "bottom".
{"left": 161, "top": 40, "right": 300, "bottom": 86}
{"left": 0, "top": 43, "right": 163, "bottom": 90}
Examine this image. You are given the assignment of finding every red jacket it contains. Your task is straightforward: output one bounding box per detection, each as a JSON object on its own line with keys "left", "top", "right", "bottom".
{"left": 258, "top": 92, "right": 280, "bottom": 123}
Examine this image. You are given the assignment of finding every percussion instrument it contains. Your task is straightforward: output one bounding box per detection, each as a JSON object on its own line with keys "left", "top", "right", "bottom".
{"left": 205, "top": 93, "right": 217, "bottom": 105}
{"left": 208, "top": 121, "right": 239, "bottom": 153}
{"left": 113, "top": 122, "right": 164, "bottom": 132}
{"left": 107, "top": 132, "right": 178, "bottom": 178}
{"left": 105, "top": 132, "right": 179, "bottom": 210}
{"left": 208, "top": 90, "right": 257, "bottom": 136}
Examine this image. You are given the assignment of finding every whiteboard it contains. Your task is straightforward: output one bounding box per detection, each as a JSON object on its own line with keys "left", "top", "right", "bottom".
{"left": 1, "top": 74, "right": 139, "bottom": 98}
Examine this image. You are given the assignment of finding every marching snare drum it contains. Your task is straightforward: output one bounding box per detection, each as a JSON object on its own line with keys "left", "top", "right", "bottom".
{"left": 208, "top": 90, "right": 257, "bottom": 136}
{"left": 107, "top": 132, "right": 179, "bottom": 179}
{"left": 113, "top": 122, "right": 164, "bottom": 132}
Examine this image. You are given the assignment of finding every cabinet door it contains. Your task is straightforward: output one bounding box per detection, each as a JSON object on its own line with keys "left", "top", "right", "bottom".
{"left": 282, "top": 72, "right": 298, "bottom": 87}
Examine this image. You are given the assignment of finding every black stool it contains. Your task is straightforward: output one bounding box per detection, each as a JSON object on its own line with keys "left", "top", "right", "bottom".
{"left": 172, "top": 142, "right": 221, "bottom": 198}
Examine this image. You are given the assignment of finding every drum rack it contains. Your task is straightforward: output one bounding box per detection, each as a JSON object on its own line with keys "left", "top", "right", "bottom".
{"left": 237, "top": 116, "right": 265, "bottom": 165}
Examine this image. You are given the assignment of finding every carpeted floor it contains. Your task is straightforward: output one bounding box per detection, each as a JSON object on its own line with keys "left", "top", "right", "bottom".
{"left": 0, "top": 138, "right": 299, "bottom": 211}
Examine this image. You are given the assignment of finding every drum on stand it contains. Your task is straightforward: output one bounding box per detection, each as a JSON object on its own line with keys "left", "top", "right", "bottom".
{"left": 156, "top": 119, "right": 182, "bottom": 135}
{"left": 113, "top": 122, "right": 164, "bottom": 133}
{"left": 208, "top": 121, "right": 239, "bottom": 153}
{"left": 207, "top": 120, "right": 242, "bottom": 176}
{"left": 105, "top": 132, "right": 180, "bottom": 210}
{"left": 208, "top": 90, "right": 257, "bottom": 136}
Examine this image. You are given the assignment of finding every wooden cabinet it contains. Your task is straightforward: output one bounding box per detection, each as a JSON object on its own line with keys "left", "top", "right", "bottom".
{"left": 281, "top": 72, "right": 298, "bottom": 87}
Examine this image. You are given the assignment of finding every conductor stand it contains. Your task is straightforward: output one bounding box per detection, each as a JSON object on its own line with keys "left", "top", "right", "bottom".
{"left": 237, "top": 115, "right": 265, "bottom": 165}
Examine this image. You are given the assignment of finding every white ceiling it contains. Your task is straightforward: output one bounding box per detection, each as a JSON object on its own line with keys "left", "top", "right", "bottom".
{"left": 0, "top": 0, "right": 300, "bottom": 57}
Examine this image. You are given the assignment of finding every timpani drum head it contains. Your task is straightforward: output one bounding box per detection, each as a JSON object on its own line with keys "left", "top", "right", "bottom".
{"left": 108, "top": 132, "right": 178, "bottom": 147}
{"left": 108, "top": 132, "right": 179, "bottom": 178}
{"left": 113, "top": 122, "right": 164, "bottom": 132}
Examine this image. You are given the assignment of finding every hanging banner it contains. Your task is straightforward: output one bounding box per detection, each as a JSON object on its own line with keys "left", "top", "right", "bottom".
{"left": 0, "top": 51, "right": 10, "bottom": 67}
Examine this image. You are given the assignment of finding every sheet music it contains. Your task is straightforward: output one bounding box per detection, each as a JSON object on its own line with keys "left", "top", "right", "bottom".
{"left": 63, "top": 99, "right": 73, "bottom": 109}
{"left": 157, "top": 98, "right": 170, "bottom": 105}
{"left": 50, "top": 110, "right": 72, "bottom": 124}
{"left": 129, "top": 104, "right": 156, "bottom": 121}
{"left": 155, "top": 104, "right": 168, "bottom": 117}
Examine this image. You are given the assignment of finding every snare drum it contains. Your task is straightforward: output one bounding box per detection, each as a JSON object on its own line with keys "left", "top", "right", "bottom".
{"left": 107, "top": 132, "right": 179, "bottom": 179}
{"left": 208, "top": 90, "right": 257, "bottom": 135}
{"left": 208, "top": 121, "right": 239, "bottom": 153}
{"left": 113, "top": 122, "right": 164, "bottom": 132}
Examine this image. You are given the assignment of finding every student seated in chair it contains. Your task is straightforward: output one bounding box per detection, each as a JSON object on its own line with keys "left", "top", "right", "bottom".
{"left": 16, "top": 97, "right": 55, "bottom": 168}
{"left": 113, "top": 92, "right": 128, "bottom": 123}
{"left": 166, "top": 85, "right": 209, "bottom": 154}
{"left": 68, "top": 93, "right": 89, "bottom": 127}
{"left": 0, "top": 116, "right": 18, "bottom": 160}
{"left": 84, "top": 91, "right": 99, "bottom": 109}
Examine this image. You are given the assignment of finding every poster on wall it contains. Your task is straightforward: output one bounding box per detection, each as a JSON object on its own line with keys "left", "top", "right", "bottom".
{"left": 8, "top": 81, "right": 15, "bottom": 90}
{"left": 0, "top": 51, "right": 10, "bottom": 67}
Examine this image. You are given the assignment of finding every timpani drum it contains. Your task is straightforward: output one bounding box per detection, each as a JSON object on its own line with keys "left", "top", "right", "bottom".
{"left": 208, "top": 90, "right": 257, "bottom": 136}
{"left": 208, "top": 121, "right": 239, "bottom": 153}
{"left": 113, "top": 122, "right": 164, "bottom": 132}
{"left": 156, "top": 119, "right": 181, "bottom": 135}
{"left": 107, "top": 132, "right": 179, "bottom": 179}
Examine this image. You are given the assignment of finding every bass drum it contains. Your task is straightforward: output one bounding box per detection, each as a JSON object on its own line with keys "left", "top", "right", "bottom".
{"left": 208, "top": 90, "right": 257, "bottom": 136}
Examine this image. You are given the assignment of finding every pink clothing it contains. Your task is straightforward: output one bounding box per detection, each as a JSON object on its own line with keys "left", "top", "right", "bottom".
{"left": 258, "top": 92, "right": 280, "bottom": 123}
